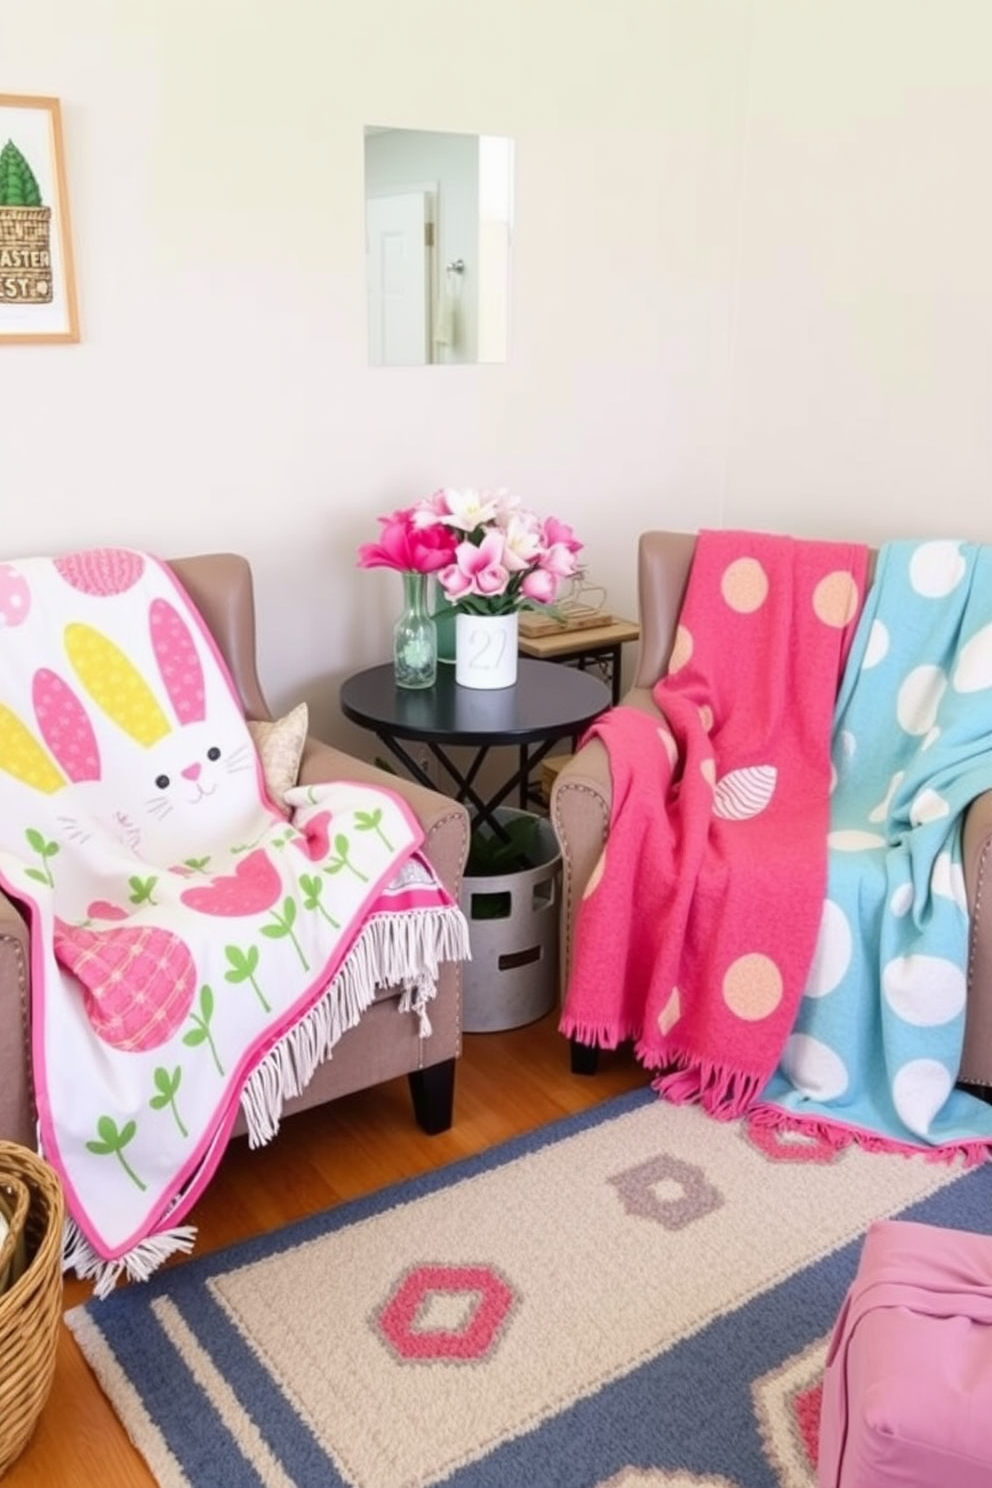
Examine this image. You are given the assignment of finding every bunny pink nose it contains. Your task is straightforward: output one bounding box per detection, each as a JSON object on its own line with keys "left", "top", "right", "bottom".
{"left": 181, "top": 762, "right": 202, "bottom": 782}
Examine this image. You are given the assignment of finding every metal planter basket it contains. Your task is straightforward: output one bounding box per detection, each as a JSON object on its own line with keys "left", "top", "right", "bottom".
{"left": 461, "top": 808, "right": 562, "bottom": 1032}
{"left": 0, "top": 1143, "right": 64, "bottom": 1476}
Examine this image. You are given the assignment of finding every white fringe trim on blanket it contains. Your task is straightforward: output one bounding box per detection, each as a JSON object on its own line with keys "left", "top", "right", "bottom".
{"left": 63, "top": 1216, "right": 197, "bottom": 1300}
{"left": 62, "top": 904, "right": 469, "bottom": 1298}
{"left": 240, "top": 903, "right": 469, "bottom": 1147}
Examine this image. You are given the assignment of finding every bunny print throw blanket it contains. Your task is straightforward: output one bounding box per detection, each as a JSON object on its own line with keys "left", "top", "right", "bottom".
{"left": 0, "top": 549, "right": 469, "bottom": 1293}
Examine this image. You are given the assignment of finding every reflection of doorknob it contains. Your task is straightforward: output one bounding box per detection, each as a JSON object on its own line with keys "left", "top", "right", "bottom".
{"left": 446, "top": 258, "right": 465, "bottom": 274}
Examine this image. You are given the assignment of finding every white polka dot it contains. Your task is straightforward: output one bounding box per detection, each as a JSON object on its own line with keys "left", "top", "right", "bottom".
{"left": 829, "top": 762, "right": 838, "bottom": 795}
{"left": 889, "top": 881, "right": 914, "bottom": 917}
{"left": 931, "top": 852, "right": 967, "bottom": 913}
{"left": 896, "top": 665, "right": 947, "bottom": 735}
{"left": 892, "top": 1059, "right": 954, "bottom": 1137}
{"left": 862, "top": 620, "right": 890, "bottom": 669}
{"left": 868, "top": 770, "right": 904, "bottom": 824}
{"left": 780, "top": 1033, "right": 849, "bottom": 1100}
{"left": 827, "top": 829, "right": 887, "bottom": 851}
{"left": 882, "top": 954, "right": 966, "bottom": 1025}
{"left": 921, "top": 726, "right": 941, "bottom": 752}
{"left": 953, "top": 621, "right": 992, "bottom": 694}
{"left": 908, "top": 541, "right": 966, "bottom": 598}
{"left": 804, "top": 900, "right": 852, "bottom": 997}
{"left": 910, "top": 787, "right": 950, "bottom": 826}
{"left": 840, "top": 730, "right": 857, "bottom": 758}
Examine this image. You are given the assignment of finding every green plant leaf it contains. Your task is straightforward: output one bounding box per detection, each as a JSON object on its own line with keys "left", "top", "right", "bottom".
{"left": 224, "top": 945, "right": 259, "bottom": 981}
{"left": 354, "top": 808, "right": 383, "bottom": 831}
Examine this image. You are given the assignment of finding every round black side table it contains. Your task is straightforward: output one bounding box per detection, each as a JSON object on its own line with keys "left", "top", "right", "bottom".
{"left": 340, "top": 659, "right": 611, "bottom": 831}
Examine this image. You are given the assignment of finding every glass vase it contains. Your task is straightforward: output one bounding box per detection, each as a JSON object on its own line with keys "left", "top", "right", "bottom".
{"left": 393, "top": 571, "right": 437, "bottom": 689}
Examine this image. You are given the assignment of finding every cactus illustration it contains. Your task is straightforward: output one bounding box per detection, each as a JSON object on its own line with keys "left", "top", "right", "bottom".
{"left": 0, "top": 140, "right": 42, "bottom": 207}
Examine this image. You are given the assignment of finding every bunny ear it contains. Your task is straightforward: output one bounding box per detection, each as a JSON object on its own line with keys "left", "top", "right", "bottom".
{"left": 65, "top": 622, "right": 171, "bottom": 746}
{"left": 0, "top": 704, "right": 66, "bottom": 793}
{"left": 32, "top": 670, "right": 101, "bottom": 783}
{"left": 150, "top": 599, "right": 205, "bottom": 724}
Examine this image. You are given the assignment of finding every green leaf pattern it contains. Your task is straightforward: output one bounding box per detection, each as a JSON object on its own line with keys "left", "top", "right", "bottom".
{"left": 52, "top": 793, "right": 412, "bottom": 1214}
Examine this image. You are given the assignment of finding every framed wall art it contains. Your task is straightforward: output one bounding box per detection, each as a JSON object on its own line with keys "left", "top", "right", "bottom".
{"left": 0, "top": 94, "right": 79, "bottom": 343}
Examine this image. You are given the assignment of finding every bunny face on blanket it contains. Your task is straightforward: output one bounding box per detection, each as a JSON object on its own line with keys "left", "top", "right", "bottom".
{"left": 1, "top": 597, "right": 261, "bottom": 866}
{"left": 0, "top": 550, "right": 469, "bottom": 1290}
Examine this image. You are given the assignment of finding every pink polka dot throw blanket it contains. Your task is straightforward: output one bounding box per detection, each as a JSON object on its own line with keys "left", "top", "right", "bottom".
{"left": 559, "top": 530, "right": 869, "bottom": 1117}
{"left": 0, "top": 549, "right": 469, "bottom": 1294}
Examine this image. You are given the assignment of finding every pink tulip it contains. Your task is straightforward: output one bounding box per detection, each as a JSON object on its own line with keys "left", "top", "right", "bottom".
{"left": 357, "top": 509, "right": 456, "bottom": 574}
{"left": 359, "top": 489, "right": 584, "bottom": 614}
{"left": 520, "top": 568, "right": 560, "bottom": 604}
{"left": 542, "top": 517, "right": 584, "bottom": 555}
{"left": 539, "top": 541, "right": 582, "bottom": 579}
{"left": 439, "top": 530, "right": 510, "bottom": 600}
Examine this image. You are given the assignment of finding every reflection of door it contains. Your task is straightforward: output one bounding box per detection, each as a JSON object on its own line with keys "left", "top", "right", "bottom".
{"left": 366, "top": 191, "right": 430, "bottom": 365}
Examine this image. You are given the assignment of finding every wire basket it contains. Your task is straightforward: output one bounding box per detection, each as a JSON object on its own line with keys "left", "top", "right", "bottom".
{"left": 0, "top": 1143, "right": 64, "bottom": 1476}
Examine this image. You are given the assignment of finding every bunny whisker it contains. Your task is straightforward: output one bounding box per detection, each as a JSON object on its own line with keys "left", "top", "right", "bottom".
{"left": 57, "top": 815, "right": 94, "bottom": 846}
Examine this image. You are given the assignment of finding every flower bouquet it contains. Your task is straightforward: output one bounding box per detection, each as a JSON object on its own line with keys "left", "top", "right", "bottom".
{"left": 358, "top": 489, "right": 583, "bottom": 689}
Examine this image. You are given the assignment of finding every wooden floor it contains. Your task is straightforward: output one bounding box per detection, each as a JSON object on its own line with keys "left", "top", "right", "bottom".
{"left": 7, "top": 1016, "right": 645, "bottom": 1488}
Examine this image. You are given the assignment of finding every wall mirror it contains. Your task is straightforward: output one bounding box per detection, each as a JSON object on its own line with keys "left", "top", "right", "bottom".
{"left": 364, "top": 126, "right": 514, "bottom": 367}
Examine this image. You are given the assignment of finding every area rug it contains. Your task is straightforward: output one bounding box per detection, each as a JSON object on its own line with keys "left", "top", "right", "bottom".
{"left": 66, "top": 1088, "right": 992, "bottom": 1488}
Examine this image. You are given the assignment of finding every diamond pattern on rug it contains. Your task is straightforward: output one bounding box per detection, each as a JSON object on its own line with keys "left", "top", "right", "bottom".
{"left": 608, "top": 1153, "right": 723, "bottom": 1229}
{"left": 375, "top": 1263, "right": 516, "bottom": 1362}
{"left": 743, "top": 1120, "right": 844, "bottom": 1165}
{"left": 752, "top": 1332, "right": 829, "bottom": 1488}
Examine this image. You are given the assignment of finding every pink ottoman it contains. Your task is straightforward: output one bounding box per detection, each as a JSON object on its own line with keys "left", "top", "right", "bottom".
{"left": 818, "top": 1218, "right": 992, "bottom": 1487}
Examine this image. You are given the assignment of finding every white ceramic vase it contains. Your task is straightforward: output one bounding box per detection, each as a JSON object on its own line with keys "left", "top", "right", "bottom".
{"left": 455, "top": 611, "right": 519, "bottom": 689}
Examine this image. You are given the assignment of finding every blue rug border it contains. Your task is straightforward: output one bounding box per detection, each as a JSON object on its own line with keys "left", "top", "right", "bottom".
{"left": 69, "top": 1089, "right": 657, "bottom": 1488}
{"left": 70, "top": 1090, "right": 992, "bottom": 1488}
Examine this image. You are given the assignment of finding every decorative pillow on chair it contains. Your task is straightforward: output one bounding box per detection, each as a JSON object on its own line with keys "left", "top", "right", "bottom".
{"left": 247, "top": 701, "right": 309, "bottom": 803}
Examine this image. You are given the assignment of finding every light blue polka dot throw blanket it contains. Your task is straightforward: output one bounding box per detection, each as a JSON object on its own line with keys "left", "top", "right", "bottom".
{"left": 755, "top": 539, "right": 992, "bottom": 1161}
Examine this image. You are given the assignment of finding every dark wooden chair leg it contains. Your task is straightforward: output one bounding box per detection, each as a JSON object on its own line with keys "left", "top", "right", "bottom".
{"left": 570, "top": 1038, "right": 600, "bottom": 1076}
{"left": 408, "top": 1057, "right": 456, "bottom": 1134}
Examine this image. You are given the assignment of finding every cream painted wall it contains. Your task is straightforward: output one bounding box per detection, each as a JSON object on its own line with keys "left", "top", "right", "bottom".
{"left": 1, "top": 0, "right": 990, "bottom": 748}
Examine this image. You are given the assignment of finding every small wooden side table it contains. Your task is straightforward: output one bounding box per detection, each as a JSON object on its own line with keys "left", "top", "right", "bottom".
{"left": 517, "top": 617, "right": 640, "bottom": 706}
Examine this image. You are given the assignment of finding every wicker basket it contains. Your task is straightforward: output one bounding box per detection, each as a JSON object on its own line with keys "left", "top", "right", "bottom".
{"left": 0, "top": 1143, "right": 64, "bottom": 1476}
{"left": 0, "top": 1174, "right": 30, "bottom": 1295}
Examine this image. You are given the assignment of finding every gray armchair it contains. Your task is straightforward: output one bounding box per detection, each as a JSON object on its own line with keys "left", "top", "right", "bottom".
{"left": 0, "top": 552, "right": 470, "bottom": 1150}
{"left": 551, "top": 529, "right": 992, "bottom": 1090}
